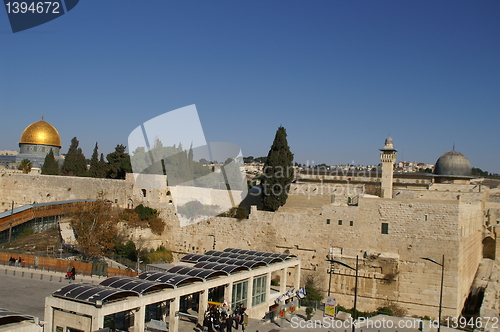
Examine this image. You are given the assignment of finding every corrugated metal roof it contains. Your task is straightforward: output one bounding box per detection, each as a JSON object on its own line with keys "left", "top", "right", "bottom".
{"left": 0, "top": 199, "right": 96, "bottom": 219}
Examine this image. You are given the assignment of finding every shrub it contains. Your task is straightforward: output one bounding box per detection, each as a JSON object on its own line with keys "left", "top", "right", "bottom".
{"left": 305, "top": 307, "right": 314, "bottom": 320}
{"left": 145, "top": 246, "right": 173, "bottom": 264}
{"left": 17, "top": 227, "right": 34, "bottom": 239}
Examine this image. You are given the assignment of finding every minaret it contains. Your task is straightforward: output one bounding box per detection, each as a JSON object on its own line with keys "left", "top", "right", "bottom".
{"left": 379, "top": 136, "right": 397, "bottom": 198}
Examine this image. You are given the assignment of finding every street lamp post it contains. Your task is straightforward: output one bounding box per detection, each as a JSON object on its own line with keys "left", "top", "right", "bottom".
{"left": 326, "top": 255, "right": 359, "bottom": 332}
{"left": 327, "top": 259, "right": 334, "bottom": 297}
{"left": 421, "top": 255, "right": 445, "bottom": 332}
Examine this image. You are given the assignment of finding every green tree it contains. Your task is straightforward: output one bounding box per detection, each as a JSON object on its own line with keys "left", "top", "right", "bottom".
{"left": 18, "top": 159, "right": 32, "bottom": 174}
{"left": 99, "top": 153, "right": 108, "bottom": 177}
{"left": 61, "top": 137, "right": 88, "bottom": 176}
{"left": 88, "top": 142, "right": 99, "bottom": 177}
{"left": 41, "top": 150, "right": 59, "bottom": 175}
{"left": 106, "top": 144, "right": 132, "bottom": 179}
{"left": 261, "top": 126, "right": 294, "bottom": 211}
{"left": 89, "top": 143, "right": 107, "bottom": 178}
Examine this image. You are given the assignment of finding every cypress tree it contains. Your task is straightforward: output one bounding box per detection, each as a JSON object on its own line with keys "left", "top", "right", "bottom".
{"left": 98, "top": 153, "right": 108, "bottom": 178}
{"left": 261, "top": 126, "right": 294, "bottom": 211}
{"left": 41, "top": 150, "right": 59, "bottom": 175}
{"left": 61, "top": 137, "right": 88, "bottom": 176}
{"left": 88, "top": 143, "right": 100, "bottom": 177}
{"left": 106, "top": 144, "right": 132, "bottom": 179}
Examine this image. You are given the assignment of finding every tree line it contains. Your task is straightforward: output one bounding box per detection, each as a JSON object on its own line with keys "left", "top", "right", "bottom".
{"left": 41, "top": 137, "right": 132, "bottom": 179}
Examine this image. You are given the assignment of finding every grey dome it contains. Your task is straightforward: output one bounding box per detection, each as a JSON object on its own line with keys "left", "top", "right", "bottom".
{"left": 434, "top": 151, "right": 472, "bottom": 176}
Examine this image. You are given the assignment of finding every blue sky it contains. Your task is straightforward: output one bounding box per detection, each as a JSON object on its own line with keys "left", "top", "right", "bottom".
{"left": 1, "top": 1, "right": 499, "bottom": 172}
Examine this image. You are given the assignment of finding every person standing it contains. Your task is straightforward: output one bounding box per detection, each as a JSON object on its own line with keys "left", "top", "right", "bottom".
{"left": 70, "top": 266, "right": 76, "bottom": 280}
{"left": 225, "top": 313, "right": 233, "bottom": 332}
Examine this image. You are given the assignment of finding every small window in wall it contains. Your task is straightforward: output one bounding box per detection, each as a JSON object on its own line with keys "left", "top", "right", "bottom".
{"left": 141, "top": 189, "right": 147, "bottom": 197}
{"left": 424, "top": 214, "right": 428, "bottom": 221}
{"left": 327, "top": 219, "right": 331, "bottom": 224}
{"left": 350, "top": 221, "right": 354, "bottom": 226}
{"left": 381, "top": 223, "right": 389, "bottom": 234}
{"left": 338, "top": 220, "right": 343, "bottom": 225}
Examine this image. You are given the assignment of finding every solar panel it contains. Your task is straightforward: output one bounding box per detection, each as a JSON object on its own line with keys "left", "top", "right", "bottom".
{"left": 100, "top": 276, "right": 171, "bottom": 294}
{"left": 0, "top": 308, "right": 33, "bottom": 321}
{"left": 138, "top": 272, "right": 204, "bottom": 287}
{"left": 193, "top": 262, "right": 249, "bottom": 273}
{"left": 53, "top": 284, "right": 138, "bottom": 305}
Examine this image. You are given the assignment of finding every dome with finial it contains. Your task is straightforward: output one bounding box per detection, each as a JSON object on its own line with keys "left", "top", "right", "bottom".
{"left": 19, "top": 116, "right": 61, "bottom": 147}
{"left": 434, "top": 151, "right": 471, "bottom": 176}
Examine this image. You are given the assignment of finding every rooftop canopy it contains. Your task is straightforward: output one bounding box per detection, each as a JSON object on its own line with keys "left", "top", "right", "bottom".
{"left": 166, "top": 265, "right": 228, "bottom": 279}
{"left": 0, "top": 308, "right": 33, "bottom": 326}
{"left": 53, "top": 284, "right": 138, "bottom": 306}
{"left": 100, "top": 276, "right": 173, "bottom": 294}
{"left": 138, "top": 272, "right": 204, "bottom": 287}
{"left": 180, "top": 248, "right": 294, "bottom": 269}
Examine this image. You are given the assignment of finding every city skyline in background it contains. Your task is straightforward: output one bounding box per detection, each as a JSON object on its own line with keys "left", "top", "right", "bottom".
{"left": 1, "top": 1, "right": 499, "bottom": 173}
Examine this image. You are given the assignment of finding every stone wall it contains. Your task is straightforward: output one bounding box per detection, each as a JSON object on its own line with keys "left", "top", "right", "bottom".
{"left": 0, "top": 172, "right": 135, "bottom": 211}
{"left": 162, "top": 188, "right": 485, "bottom": 318}
{"left": 0, "top": 171, "right": 491, "bottom": 319}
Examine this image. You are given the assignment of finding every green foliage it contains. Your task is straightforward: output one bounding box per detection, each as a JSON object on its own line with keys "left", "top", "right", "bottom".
{"left": 305, "top": 307, "right": 314, "bottom": 320}
{"left": 61, "top": 137, "right": 88, "bottom": 176}
{"left": 472, "top": 167, "right": 489, "bottom": 177}
{"left": 114, "top": 240, "right": 137, "bottom": 261}
{"left": 218, "top": 207, "right": 248, "bottom": 220}
{"left": 132, "top": 205, "right": 165, "bottom": 235}
{"left": 271, "top": 276, "right": 280, "bottom": 286}
{"left": 41, "top": 150, "right": 59, "bottom": 175}
{"left": 89, "top": 143, "right": 107, "bottom": 178}
{"left": 18, "top": 159, "right": 32, "bottom": 174}
{"left": 261, "top": 126, "right": 294, "bottom": 211}
{"left": 135, "top": 204, "right": 158, "bottom": 220}
{"left": 335, "top": 304, "right": 404, "bottom": 318}
{"left": 304, "top": 274, "right": 323, "bottom": 302}
{"left": 106, "top": 144, "right": 132, "bottom": 179}
{"left": 144, "top": 246, "right": 173, "bottom": 264}
{"left": 17, "top": 227, "right": 34, "bottom": 239}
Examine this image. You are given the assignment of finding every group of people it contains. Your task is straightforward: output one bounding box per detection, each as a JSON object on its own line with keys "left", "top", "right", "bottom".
{"left": 8, "top": 256, "right": 25, "bottom": 267}
{"left": 202, "top": 302, "right": 247, "bottom": 332}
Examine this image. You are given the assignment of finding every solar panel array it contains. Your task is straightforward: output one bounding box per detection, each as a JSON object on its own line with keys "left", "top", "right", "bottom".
{"left": 181, "top": 248, "right": 294, "bottom": 268}
{"left": 52, "top": 248, "right": 295, "bottom": 306}
{"left": 138, "top": 272, "right": 204, "bottom": 286}
{"left": 0, "top": 308, "right": 33, "bottom": 322}
{"left": 53, "top": 284, "right": 138, "bottom": 305}
{"left": 100, "top": 276, "right": 172, "bottom": 294}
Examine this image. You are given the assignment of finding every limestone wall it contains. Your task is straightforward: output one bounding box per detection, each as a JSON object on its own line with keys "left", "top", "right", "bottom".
{"left": 162, "top": 192, "right": 483, "bottom": 318}
{"left": 0, "top": 172, "right": 488, "bottom": 319}
{"left": 0, "top": 173, "right": 135, "bottom": 210}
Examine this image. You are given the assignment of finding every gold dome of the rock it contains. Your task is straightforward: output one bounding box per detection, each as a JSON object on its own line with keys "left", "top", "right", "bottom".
{"left": 19, "top": 120, "right": 61, "bottom": 147}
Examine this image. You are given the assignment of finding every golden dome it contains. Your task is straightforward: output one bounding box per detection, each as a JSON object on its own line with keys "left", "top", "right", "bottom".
{"left": 19, "top": 120, "right": 61, "bottom": 147}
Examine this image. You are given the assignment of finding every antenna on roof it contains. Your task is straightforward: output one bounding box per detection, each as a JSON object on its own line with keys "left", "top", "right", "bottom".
{"left": 42, "top": 113, "right": 44, "bottom": 121}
